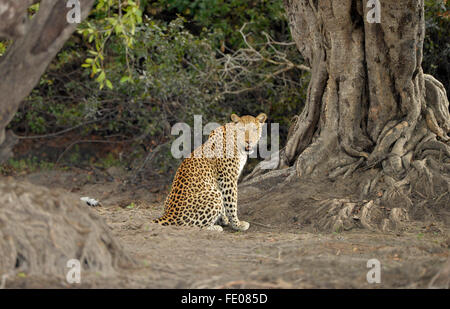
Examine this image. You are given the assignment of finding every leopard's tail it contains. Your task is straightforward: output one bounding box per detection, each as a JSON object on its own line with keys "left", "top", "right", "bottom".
{"left": 153, "top": 215, "right": 170, "bottom": 226}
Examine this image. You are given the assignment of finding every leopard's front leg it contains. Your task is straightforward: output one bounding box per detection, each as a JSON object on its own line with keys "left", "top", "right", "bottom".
{"left": 217, "top": 206, "right": 229, "bottom": 226}
{"left": 222, "top": 183, "right": 249, "bottom": 231}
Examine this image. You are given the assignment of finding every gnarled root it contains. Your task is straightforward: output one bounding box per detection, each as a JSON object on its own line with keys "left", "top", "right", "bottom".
{"left": 0, "top": 179, "right": 136, "bottom": 284}
{"left": 310, "top": 198, "right": 409, "bottom": 233}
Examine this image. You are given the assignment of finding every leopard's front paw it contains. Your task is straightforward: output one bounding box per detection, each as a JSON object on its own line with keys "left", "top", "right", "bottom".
{"left": 206, "top": 225, "right": 224, "bottom": 232}
{"left": 235, "top": 220, "right": 249, "bottom": 231}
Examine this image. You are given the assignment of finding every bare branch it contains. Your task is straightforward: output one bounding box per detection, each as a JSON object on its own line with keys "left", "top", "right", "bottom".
{"left": 216, "top": 23, "right": 310, "bottom": 96}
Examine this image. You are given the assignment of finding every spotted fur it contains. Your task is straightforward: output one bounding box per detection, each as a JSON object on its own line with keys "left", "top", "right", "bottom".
{"left": 153, "top": 113, "right": 267, "bottom": 231}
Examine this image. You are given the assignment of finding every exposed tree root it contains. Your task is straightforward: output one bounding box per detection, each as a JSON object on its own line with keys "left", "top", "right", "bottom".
{"left": 0, "top": 179, "right": 135, "bottom": 282}
{"left": 244, "top": 59, "right": 449, "bottom": 208}
{"left": 305, "top": 197, "right": 412, "bottom": 233}
{"left": 242, "top": 0, "right": 449, "bottom": 233}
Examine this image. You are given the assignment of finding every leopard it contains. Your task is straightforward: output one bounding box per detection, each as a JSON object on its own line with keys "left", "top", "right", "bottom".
{"left": 153, "top": 113, "right": 267, "bottom": 232}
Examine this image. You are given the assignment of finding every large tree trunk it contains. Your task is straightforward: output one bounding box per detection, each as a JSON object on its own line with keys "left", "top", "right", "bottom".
{"left": 245, "top": 0, "right": 449, "bottom": 231}
{"left": 0, "top": 0, "right": 95, "bottom": 163}
{"left": 249, "top": 0, "right": 449, "bottom": 181}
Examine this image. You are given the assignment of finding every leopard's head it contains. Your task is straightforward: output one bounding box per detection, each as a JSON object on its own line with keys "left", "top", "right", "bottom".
{"left": 230, "top": 113, "right": 267, "bottom": 155}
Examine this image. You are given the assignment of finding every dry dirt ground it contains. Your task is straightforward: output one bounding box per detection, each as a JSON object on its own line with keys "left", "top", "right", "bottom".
{"left": 4, "top": 167, "right": 449, "bottom": 288}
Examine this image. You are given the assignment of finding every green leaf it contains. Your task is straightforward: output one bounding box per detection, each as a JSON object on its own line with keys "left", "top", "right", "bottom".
{"left": 120, "top": 76, "right": 130, "bottom": 83}
{"left": 96, "top": 71, "right": 106, "bottom": 83}
{"left": 105, "top": 79, "right": 113, "bottom": 89}
{"left": 17, "top": 272, "right": 27, "bottom": 278}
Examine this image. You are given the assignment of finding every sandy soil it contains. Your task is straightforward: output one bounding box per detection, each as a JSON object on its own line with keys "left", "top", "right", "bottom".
{"left": 4, "top": 167, "right": 449, "bottom": 288}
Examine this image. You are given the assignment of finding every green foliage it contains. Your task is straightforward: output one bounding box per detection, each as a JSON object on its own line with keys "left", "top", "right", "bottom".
{"left": 0, "top": 157, "right": 55, "bottom": 175}
{"left": 11, "top": 13, "right": 305, "bottom": 142}
{"left": 0, "top": 42, "right": 6, "bottom": 57}
{"left": 97, "top": 153, "right": 122, "bottom": 169}
{"left": 126, "top": 202, "right": 136, "bottom": 209}
{"left": 127, "top": 18, "right": 225, "bottom": 121}
{"left": 154, "top": 0, "right": 288, "bottom": 48}
{"left": 4, "top": 0, "right": 448, "bottom": 173}
{"left": 78, "top": 0, "right": 143, "bottom": 89}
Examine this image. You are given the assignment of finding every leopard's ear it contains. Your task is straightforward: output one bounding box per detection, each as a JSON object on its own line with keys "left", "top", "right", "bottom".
{"left": 256, "top": 113, "right": 267, "bottom": 123}
{"left": 231, "top": 114, "right": 240, "bottom": 123}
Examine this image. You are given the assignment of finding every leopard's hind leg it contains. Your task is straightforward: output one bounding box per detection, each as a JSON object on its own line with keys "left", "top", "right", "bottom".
{"left": 185, "top": 189, "right": 223, "bottom": 230}
{"left": 155, "top": 188, "right": 223, "bottom": 231}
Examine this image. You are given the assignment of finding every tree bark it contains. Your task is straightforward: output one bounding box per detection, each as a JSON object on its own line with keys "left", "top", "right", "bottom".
{"left": 248, "top": 0, "right": 449, "bottom": 185}
{"left": 242, "top": 0, "right": 449, "bottom": 233}
{"left": 0, "top": 179, "right": 135, "bottom": 282}
{"left": 0, "top": 0, "right": 95, "bottom": 163}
